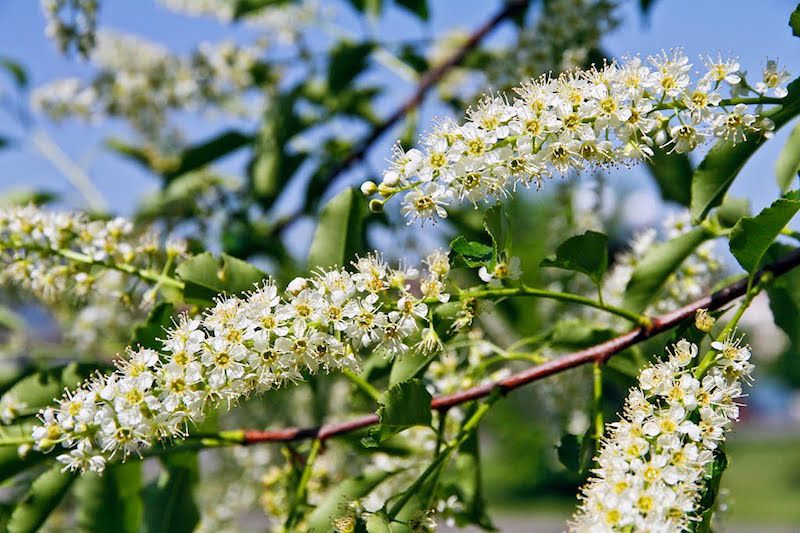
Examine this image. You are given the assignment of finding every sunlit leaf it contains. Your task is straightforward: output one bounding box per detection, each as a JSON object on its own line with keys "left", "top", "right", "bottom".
{"left": 363, "top": 379, "right": 432, "bottom": 447}
{"left": 308, "top": 187, "right": 368, "bottom": 269}
{"left": 76, "top": 462, "right": 143, "bottom": 533}
{"left": 541, "top": 230, "right": 609, "bottom": 286}
{"left": 729, "top": 190, "right": 800, "bottom": 273}
{"left": 775, "top": 121, "right": 800, "bottom": 192}
{"left": 622, "top": 226, "right": 714, "bottom": 312}
{"left": 8, "top": 466, "right": 74, "bottom": 533}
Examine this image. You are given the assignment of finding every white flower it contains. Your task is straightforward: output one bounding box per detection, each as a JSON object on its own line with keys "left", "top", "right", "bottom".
{"left": 478, "top": 256, "right": 522, "bottom": 286}
{"left": 570, "top": 337, "right": 755, "bottom": 531}
{"left": 755, "top": 59, "right": 791, "bottom": 98}
{"left": 32, "top": 250, "right": 453, "bottom": 472}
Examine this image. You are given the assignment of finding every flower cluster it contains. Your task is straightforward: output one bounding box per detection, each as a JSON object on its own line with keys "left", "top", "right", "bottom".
{"left": 569, "top": 336, "right": 754, "bottom": 531}
{"left": 365, "top": 50, "right": 789, "bottom": 224}
{"left": 0, "top": 205, "right": 175, "bottom": 305}
{"left": 42, "top": 0, "right": 98, "bottom": 57}
{"left": 32, "top": 30, "right": 266, "bottom": 143}
{"left": 33, "top": 250, "right": 452, "bottom": 473}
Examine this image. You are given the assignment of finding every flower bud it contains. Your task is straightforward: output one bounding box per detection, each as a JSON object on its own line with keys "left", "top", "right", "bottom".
{"left": 286, "top": 276, "right": 308, "bottom": 295}
{"left": 369, "top": 199, "right": 384, "bottom": 213}
{"left": 695, "top": 308, "right": 715, "bottom": 332}
{"left": 360, "top": 180, "right": 378, "bottom": 196}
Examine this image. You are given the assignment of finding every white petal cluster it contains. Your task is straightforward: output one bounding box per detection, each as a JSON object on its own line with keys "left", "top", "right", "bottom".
{"left": 41, "top": 0, "right": 98, "bottom": 57}
{"left": 32, "top": 30, "right": 266, "bottom": 142}
{"left": 32, "top": 251, "right": 451, "bottom": 473}
{"left": 569, "top": 336, "right": 754, "bottom": 532}
{"left": 0, "top": 205, "right": 166, "bottom": 304}
{"left": 368, "top": 51, "right": 786, "bottom": 225}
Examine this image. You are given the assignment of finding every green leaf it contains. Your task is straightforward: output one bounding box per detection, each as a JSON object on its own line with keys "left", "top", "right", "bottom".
{"left": 450, "top": 236, "right": 493, "bottom": 268}
{"left": 690, "top": 84, "right": 800, "bottom": 222}
{"left": 764, "top": 243, "right": 800, "bottom": 347}
{"left": 233, "top": 0, "right": 291, "bottom": 19}
{"left": 622, "top": 226, "right": 714, "bottom": 312}
{"left": 4, "top": 362, "right": 96, "bottom": 412}
{"left": 176, "top": 252, "right": 267, "bottom": 304}
{"left": 129, "top": 302, "right": 174, "bottom": 350}
{"left": 163, "top": 130, "right": 252, "bottom": 184}
{"left": 250, "top": 91, "right": 304, "bottom": 207}
{"left": 346, "top": 0, "right": 383, "bottom": 17}
{"left": 556, "top": 430, "right": 595, "bottom": 477}
{"left": 363, "top": 379, "right": 432, "bottom": 447}
{"left": 75, "top": 462, "right": 143, "bottom": 533}
{"left": 0, "top": 424, "right": 47, "bottom": 483}
{"left": 729, "top": 190, "right": 800, "bottom": 273}
{"left": 328, "top": 41, "right": 375, "bottom": 92}
{"left": 451, "top": 430, "right": 495, "bottom": 530}
{"left": 695, "top": 450, "right": 729, "bottom": 532}
{"left": 645, "top": 145, "right": 693, "bottom": 206}
{"left": 715, "top": 196, "right": 750, "bottom": 229}
{"left": 143, "top": 452, "right": 199, "bottom": 533}
{"left": 395, "top": 0, "right": 429, "bottom": 20}
{"left": 484, "top": 205, "right": 511, "bottom": 257}
{"left": 389, "top": 351, "right": 434, "bottom": 387}
{"left": 791, "top": 4, "right": 800, "bottom": 37}
{"left": 0, "top": 189, "right": 58, "bottom": 207}
{"left": 308, "top": 188, "right": 367, "bottom": 269}
{"left": 540, "top": 230, "right": 609, "bottom": 286}
{"left": 776, "top": 121, "right": 800, "bottom": 192}
{"left": 307, "top": 470, "right": 394, "bottom": 533}
{"left": 8, "top": 466, "right": 75, "bottom": 533}
{"left": 0, "top": 58, "right": 27, "bottom": 88}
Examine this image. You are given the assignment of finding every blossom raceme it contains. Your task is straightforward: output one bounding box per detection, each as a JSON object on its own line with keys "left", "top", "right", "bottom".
{"left": 32, "top": 251, "right": 452, "bottom": 473}
{"left": 569, "top": 336, "right": 754, "bottom": 532}
{"left": 364, "top": 50, "right": 789, "bottom": 224}
{"left": 32, "top": 30, "right": 266, "bottom": 142}
{"left": 0, "top": 204, "right": 180, "bottom": 305}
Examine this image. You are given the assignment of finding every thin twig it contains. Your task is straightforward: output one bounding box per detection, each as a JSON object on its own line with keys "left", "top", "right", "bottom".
{"left": 30, "top": 130, "right": 108, "bottom": 212}
{"left": 241, "top": 248, "right": 800, "bottom": 444}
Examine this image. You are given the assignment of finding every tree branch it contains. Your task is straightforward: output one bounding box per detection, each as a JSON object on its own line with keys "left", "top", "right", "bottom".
{"left": 273, "top": 0, "right": 530, "bottom": 233}
{"left": 241, "top": 248, "right": 800, "bottom": 444}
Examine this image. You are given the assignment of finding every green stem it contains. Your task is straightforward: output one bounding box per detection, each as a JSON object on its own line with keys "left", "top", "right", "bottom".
{"left": 386, "top": 391, "right": 500, "bottom": 520}
{"left": 57, "top": 248, "right": 185, "bottom": 290}
{"left": 0, "top": 437, "right": 34, "bottom": 446}
{"left": 461, "top": 285, "right": 651, "bottom": 328}
{"left": 342, "top": 368, "right": 382, "bottom": 402}
{"left": 592, "top": 361, "right": 604, "bottom": 442}
{"left": 0, "top": 239, "right": 186, "bottom": 291}
{"left": 693, "top": 289, "right": 759, "bottom": 378}
{"left": 284, "top": 439, "right": 322, "bottom": 531}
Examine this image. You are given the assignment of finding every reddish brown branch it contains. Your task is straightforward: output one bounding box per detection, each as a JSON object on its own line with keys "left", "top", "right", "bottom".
{"left": 242, "top": 248, "right": 800, "bottom": 444}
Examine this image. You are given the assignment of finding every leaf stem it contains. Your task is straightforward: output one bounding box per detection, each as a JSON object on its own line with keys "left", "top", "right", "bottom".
{"left": 592, "top": 361, "right": 604, "bottom": 442}
{"left": 284, "top": 439, "right": 322, "bottom": 531}
{"left": 461, "top": 284, "right": 651, "bottom": 328}
{"left": 342, "top": 368, "right": 382, "bottom": 402}
{"left": 0, "top": 239, "right": 186, "bottom": 291}
{"left": 386, "top": 390, "right": 500, "bottom": 520}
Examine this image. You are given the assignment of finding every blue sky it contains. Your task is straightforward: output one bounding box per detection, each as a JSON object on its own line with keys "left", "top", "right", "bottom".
{"left": 0, "top": 0, "right": 798, "bottom": 225}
